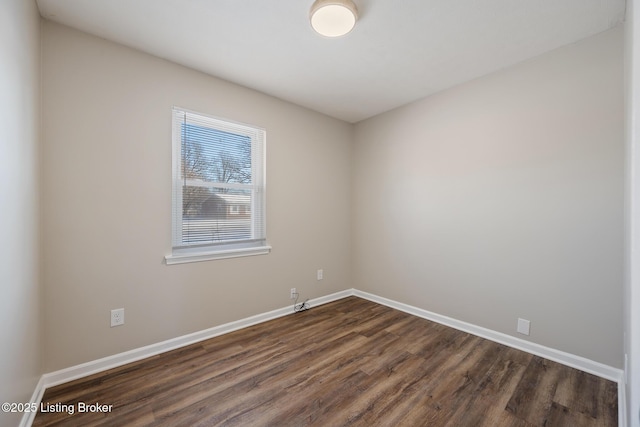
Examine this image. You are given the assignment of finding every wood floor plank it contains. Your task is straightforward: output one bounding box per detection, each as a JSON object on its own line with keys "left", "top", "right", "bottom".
{"left": 318, "top": 351, "right": 430, "bottom": 426}
{"left": 443, "top": 347, "right": 532, "bottom": 427}
{"left": 506, "top": 356, "right": 566, "bottom": 425}
{"left": 390, "top": 338, "right": 503, "bottom": 426}
{"left": 33, "top": 296, "right": 617, "bottom": 427}
{"left": 545, "top": 401, "right": 607, "bottom": 427}
{"left": 555, "top": 367, "right": 601, "bottom": 418}
{"left": 553, "top": 368, "right": 618, "bottom": 426}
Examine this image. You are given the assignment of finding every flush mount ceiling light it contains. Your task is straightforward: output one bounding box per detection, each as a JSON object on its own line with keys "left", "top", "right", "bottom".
{"left": 310, "top": 0, "right": 358, "bottom": 37}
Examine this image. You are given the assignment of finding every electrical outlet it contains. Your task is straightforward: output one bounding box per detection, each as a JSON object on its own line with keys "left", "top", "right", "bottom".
{"left": 517, "top": 318, "right": 530, "bottom": 336}
{"left": 290, "top": 288, "right": 297, "bottom": 299}
{"left": 317, "top": 269, "right": 323, "bottom": 280}
{"left": 111, "top": 308, "right": 124, "bottom": 327}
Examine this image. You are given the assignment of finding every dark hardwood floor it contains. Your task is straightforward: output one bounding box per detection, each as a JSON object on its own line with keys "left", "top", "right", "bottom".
{"left": 33, "top": 297, "right": 618, "bottom": 426}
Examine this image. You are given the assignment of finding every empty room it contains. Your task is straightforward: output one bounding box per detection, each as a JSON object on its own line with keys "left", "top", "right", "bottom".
{"left": 3, "top": 0, "right": 640, "bottom": 426}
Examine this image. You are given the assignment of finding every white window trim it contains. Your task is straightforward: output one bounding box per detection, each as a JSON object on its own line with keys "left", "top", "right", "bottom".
{"left": 166, "top": 107, "right": 269, "bottom": 265}
{"left": 165, "top": 244, "right": 271, "bottom": 265}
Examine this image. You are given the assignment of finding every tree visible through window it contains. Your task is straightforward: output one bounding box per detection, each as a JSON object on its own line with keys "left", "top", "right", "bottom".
{"left": 170, "top": 108, "right": 267, "bottom": 261}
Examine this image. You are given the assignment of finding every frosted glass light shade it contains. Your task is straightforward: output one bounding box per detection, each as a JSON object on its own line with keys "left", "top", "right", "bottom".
{"left": 310, "top": 0, "right": 358, "bottom": 37}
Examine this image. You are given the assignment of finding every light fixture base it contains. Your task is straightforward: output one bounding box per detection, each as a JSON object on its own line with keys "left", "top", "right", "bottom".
{"left": 310, "top": 0, "right": 358, "bottom": 38}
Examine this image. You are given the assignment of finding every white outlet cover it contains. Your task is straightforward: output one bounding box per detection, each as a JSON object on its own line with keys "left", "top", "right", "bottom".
{"left": 111, "top": 308, "right": 125, "bottom": 327}
{"left": 517, "top": 318, "right": 530, "bottom": 336}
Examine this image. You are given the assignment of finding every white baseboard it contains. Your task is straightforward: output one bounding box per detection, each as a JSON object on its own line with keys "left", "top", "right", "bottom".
{"left": 353, "top": 290, "right": 622, "bottom": 382}
{"left": 351, "top": 290, "right": 625, "bottom": 426}
{"left": 20, "top": 289, "right": 351, "bottom": 427}
{"left": 23, "top": 288, "right": 625, "bottom": 427}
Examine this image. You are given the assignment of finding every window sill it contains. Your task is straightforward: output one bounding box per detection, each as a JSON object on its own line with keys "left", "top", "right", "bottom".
{"left": 165, "top": 245, "right": 271, "bottom": 265}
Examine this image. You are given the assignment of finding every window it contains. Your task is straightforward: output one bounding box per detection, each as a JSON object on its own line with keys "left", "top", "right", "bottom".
{"left": 165, "top": 107, "right": 269, "bottom": 264}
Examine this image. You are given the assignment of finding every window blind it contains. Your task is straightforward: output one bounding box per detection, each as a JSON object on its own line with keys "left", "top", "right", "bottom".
{"left": 171, "top": 108, "right": 266, "bottom": 252}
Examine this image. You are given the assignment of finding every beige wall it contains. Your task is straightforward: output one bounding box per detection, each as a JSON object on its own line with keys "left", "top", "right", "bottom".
{"left": 0, "top": 0, "right": 42, "bottom": 424}
{"left": 40, "top": 18, "right": 624, "bottom": 374}
{"left": 353, "top": 28, "right": 624, "bottom": 367}
{"left": 41, "top": 22, "right": 353, "bottom": 371}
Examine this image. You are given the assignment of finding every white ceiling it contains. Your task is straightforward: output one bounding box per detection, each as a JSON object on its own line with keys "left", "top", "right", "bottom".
{"left": 35, "top": 0, "right": 626, "bottom": 123}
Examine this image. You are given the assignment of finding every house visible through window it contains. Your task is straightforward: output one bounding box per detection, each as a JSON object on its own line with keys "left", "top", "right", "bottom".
{"left": 166, "top": 107, "right": 269, "bottom": 264}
